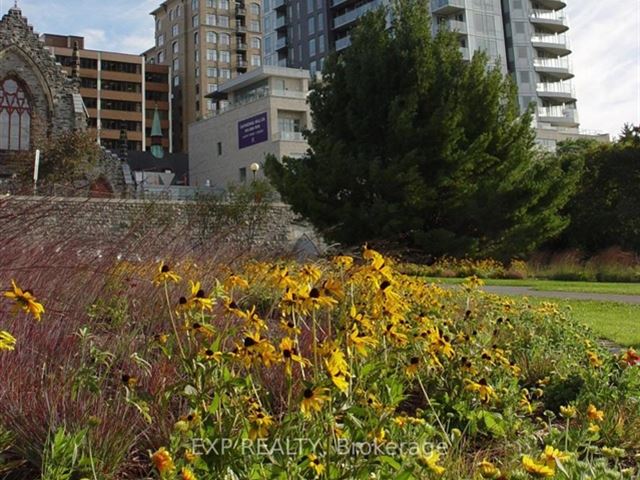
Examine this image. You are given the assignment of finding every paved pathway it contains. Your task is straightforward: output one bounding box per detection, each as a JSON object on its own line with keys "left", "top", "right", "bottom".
{"left": 481, "top": 286, "right": 640, "bottom": 305}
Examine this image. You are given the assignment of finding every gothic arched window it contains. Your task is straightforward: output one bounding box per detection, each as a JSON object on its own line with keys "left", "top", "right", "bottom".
{"left": 0, "top": 78, "right": 32, "bottom": 151}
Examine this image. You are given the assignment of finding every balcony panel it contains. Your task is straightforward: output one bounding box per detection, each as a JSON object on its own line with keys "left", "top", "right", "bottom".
{"left": 537, "top": 106, "right": 579, "bottom": 127}
{"left": 333, "top": 0, "right": 383, "bottom": 30}
{"left": 530, "top": 10, "right": 569, "bottom": 34}
{"left": 335, "top": 35, "right": 351, "bottom": 51}
{"left": 535, "top": 0, "right": 566, "bottom": 10}
{"left": 536, "top": 82, "right": 576, "bottom": 102}
{"left": 430, "top": 0, "right": 465, "bottom": 15}
{"left": 533, "top": 57, "right": 574, "bottom": 80}
{"left": 531, "top": 34, "right": 571, "bottom": 56}
{"left": 436, "top": 18, "right": 468, "bottom": 34}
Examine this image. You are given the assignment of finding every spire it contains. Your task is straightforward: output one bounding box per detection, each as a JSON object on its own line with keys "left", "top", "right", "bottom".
{"left": 150, "top": 104, "right": 164, "bottom": 159}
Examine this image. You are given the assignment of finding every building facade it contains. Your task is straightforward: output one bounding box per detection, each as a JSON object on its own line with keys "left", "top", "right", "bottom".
{"left": 0, "top": 5, "right": 86, "bottom": 176}
{"left": 148, "top": 0, "right": 264, "bottom": 152}
{"left": 189, "top": 66, "right": 310, "bottom": 187}
{"left": 42, "top": 34, "right": 172, "bottom": 153}
{"left": 263, "top": 0, "right": 603, "bottom": 149}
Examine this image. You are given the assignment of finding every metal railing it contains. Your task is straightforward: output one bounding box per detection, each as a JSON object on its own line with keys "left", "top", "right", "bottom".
{"left": 531, "top": 9, "right": 567, "bottom": 21}
{"left": 536, "top": 82, "right": 575, "bottom": 97}
{"left": 274, "top": 131, "right": 305, "bottom": 141}
{"left": 531, "top": 34, "right": 569, "bottom": 46}
{"left": 533, "top": 57, "right": 571, "bottom": 69}
{"left": 333, "top": 0, "right": 383, "bottom": 29}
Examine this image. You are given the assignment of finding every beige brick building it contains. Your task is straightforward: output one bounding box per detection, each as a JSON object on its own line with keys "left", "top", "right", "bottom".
{"left": 148, "top": 0, "right": 264, "bottom": 152}
{"left": 189, "top": 66, "right": 310, "bottom": 188}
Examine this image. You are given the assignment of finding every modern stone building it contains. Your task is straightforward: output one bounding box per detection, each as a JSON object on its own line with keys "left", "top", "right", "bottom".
{"left": 0, "top": 3, "right": 86, "bottom": 176}
{"left": 41, "top": 34, "right": 173, "bottom": 154}
{"left": 147, "top": 0, "right": 264, "bottom": 152}
{"left": 188, "top": 66, "right": 310, "bottom": 187}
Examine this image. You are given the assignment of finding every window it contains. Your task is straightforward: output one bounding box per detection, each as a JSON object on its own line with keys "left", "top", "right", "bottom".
{"left": 194, "top": 31, "right": 199, "bottom": 44}
{"left": 207, "top": 67, "right": 217, "bottom": 77}
{"left": 278, "top": 117, "right": 301, "bottom": 133}
{"left": 157, "top": 50, "right": 165, "bottom": 63}
{"left": 192, "top": 14, "right": 200, "bottom": 27}
{"left": 308, "top": 16, "right": 315, "bottom": 34}
{"left": 0, "top": 78, "right": 31, "bottom": 151}
{"left": 207, "top": 99, "right": 214, "bottom": 111}
{"left": 195, "top": 50, "right": 200, "bottom": 62}
{"left": 207, "top": 0, "right": 215, "bottom": 6}
{"left": 308, "top": 38, "right": 316, "bottom": 56}
{"left": 173, "top": 58, "right": 180, "bottom": 70}
{"left": 192, "top": 0, "right": 199, "bottom": 10}
{"left": 206, "top": 14, "right": 216, "bottom": 25}
{"left": 157, "top": 33, "right": 165, "bottom": 46}
{"left": 218, "top": 142, "right": 223, "bottom": 155}
{"left": 239, "top": 167, "right": 246, "bottom": 182}
{"left": 219, "top": 33, "right": 230, "bottom": 45}
{"left": 251, "top": 37, "right": 261, "bottom": 49}
{"left": 251, "top": 54, "right": 261, "bottom": 66}
{"left": 207, "top": 83, "right": 218, "bottom": 93}
{"left": 176, "top": 5, "right": 182, "bottom": 16}
{"left": 250, "top": 3, "right": 260, "bottom": 15}
{"left": 172, "top": 41, "right": 179, "bottom": 54}
{"left": 307, "top": 0, "right": 313, "bottom": 13}
{"left": 250, "top": 20, "right": 260, "bottom": 32}
{"left": 207, "top": 49, "right": 217, "bottom": 61}
{"left": 219, "top": 0, "right": 229, "bottom": 9}
{"left": 220, "top": 51, "right": 230, "bottom": 63}
{"left": 173, "top": 75, "right": 180, "bottom": 86}
{"left": 515, "top": 22, "right": 525, "bottom": 34}
{"left": 219, "top": 68, "right": 231, "bottom": 79}
{"left": 172, "top": 24, "right": 179, "bottom": 36}
{"left": 169, "top": 8, "right": 175, "bottom": 21}
{"left": 317, "top": 12, "right": 324, "bottom": 31}
{"left": 318, "top": 34, "right": 324, "bottom": 53}
{"left": 310, "top": 60, "right": 316, "bottom": 76}
{"left": 207, "top": 31, "right": 217, "bottom": 43}
{"left": 218, "top": 15, "right": 229, "bottom": 27}
{"left": 519, "top": 71, "right": 530, "bottom": 83}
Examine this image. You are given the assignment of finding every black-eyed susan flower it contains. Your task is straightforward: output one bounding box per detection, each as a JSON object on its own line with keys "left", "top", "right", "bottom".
{"left": 405, "top": 356, "right": 421, "bottom": 377}
{"left": 279, "top": 337, "right": 310, "bottom": 377}
{"left": 521, "top": 455, "right": 554, "bottom": 477}
{"left": 224, "top": 274, "right": 249, "bottom": 290}
{"left": 199, "top": 348, "right": 223, "bottom": 362}
{"left": 4, "top": 280, "right": 44, "bottom": 321}
{"left": 121, "top": 374, "right": 138, "bottom": 388}
{"left": 187, "top": 281, "right": 213, "bottom": 311}
{"left": 587, "top": 350, "right": 603, "bottom": 368}
{"left": 151, "top": 447, "right": 175, "bottom": 475}
{"left": 237, "top": 305, "right": 267, "bottom": 331}
{"left": 464, "top": 378, "right": 497, "bottom": 403}
{"left": 332, "top": 255, "right": 353, "bottom": 269}
{"left": 307, "top": 453, "right": 325, "bottom": 476}
{"left": 154, "top": 333, "right": 169, "bottom": 345}
{"left": 248, "top": 408, "right": 274, "bottom": 439}
{"left": 303, "top": 286, "right": 338, "bottom": 311}
{"left": 300, "top": 386, "right": 330, "bottom": 417}
{"left": 279, "top": 318, "right": 301, "bottom": 336}
{"left": 153, "top": 262, "right": 181, "bottom": 286}
{"left": 0, "top": 330, "right": 16, "bottom": 351}
{"left": 347, "top": 324, "right": 378, "bottom": 357}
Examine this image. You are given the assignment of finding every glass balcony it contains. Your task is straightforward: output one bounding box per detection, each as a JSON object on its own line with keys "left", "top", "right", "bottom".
{"left": 530, "top": 9, "right": 569, "bottom": 33}
{"left": 335, "top": 35, "right": 351, "bottom": 51}
{"left": 436, "top": 18, "right": 467, "bottom": 34}
{"left": 430, "top": 0, "right": 465, "bottom": 15}
{"left": 333, "top": 0, "right": 383, "bottom": 29}
{"left": 536, "top": 82, "right": 576, "bottom": 100}
{"left": 537, "top": 106, "right": 579, "bottom": 126}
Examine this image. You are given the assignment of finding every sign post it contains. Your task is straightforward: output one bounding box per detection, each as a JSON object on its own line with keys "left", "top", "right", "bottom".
{"left": 33, "top": 148, "right": 40, "bottom": 195}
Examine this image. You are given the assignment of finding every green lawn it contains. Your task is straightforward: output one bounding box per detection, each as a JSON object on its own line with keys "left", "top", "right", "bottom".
{"left": 425, "top": 277, "right": 640, "bottom": 295}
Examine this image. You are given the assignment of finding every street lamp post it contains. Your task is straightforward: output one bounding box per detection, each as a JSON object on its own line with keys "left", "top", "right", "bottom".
{"left": 250, "top": 162, "right": 260, "bottom": 182}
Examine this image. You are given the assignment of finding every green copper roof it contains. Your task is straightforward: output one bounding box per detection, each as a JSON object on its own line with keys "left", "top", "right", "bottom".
{"left": 150, "top": 105, "right": 164, "bottom": 159}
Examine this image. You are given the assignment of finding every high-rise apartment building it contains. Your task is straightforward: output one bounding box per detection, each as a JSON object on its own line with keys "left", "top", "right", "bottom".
{"left": 265, "top": 0, "right": 592, "bottom": 149}
{"left": 148, "top": 0, "right": 264, "bottom": 152}
{"left": 42, "top": 34, "right": 172, "bottom": 153}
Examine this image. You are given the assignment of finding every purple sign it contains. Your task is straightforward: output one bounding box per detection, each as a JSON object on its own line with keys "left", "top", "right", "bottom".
{"left": 238, "top": 112, "right": 269, "bottom": 149}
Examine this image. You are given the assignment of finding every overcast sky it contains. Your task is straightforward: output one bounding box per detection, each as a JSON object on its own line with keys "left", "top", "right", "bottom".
{"left": 5, "top": 0, "right": 639, "bottom": 137}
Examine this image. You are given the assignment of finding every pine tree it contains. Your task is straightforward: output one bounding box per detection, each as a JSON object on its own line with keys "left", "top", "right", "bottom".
{"left": 266, "top": 0, "right": 580, "bottom": 258}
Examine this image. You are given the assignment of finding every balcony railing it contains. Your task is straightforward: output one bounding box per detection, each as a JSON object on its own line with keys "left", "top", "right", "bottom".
{"left": 275, "top": 37, "right": 287, "bottom": 50}
{"left": 274, "top": 131, "right": 305, "bottom": 142}
{"left": 536, "top": 82, "right": 575, "bottom": 97}
{"left": 537, "top": 106, "right": 578, "bottom": 120}
{"left": 533, "top": 57, "right": 570, "bottom": 69}
{"left": 531, "top": 34, "right": 569, "bottom": 46}
{"left": 275, "top": 15, "right": 287, "bottom": 29}
{"left": 335, "top": 35, "right": 351, "bottom": 51}
{"left": 436, "top": 18, "right": 467, "bottom": 33}
{"left": 273, "top": 0, "right": 286, "bottom": 9}
{"left": 333, "top": 0, "right": 382, "bottom": 29}
{"left": 431, "top": 0, "right": 465, "bottom": 12}
{"left": 205, "top": 86, "right": 305, "bottom": 118}
{"left": 531, "top": 9, "right": 567, "bottom": 21}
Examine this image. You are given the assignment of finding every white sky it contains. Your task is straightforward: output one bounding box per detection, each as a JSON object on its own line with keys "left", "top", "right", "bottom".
{"left": 5, "top": 0, "right": 640, "bottom": 137}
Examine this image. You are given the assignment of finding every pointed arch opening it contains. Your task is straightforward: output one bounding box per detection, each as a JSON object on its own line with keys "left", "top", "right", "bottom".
{"left": 0, "top": 76, "right": 32, "bottom": 151}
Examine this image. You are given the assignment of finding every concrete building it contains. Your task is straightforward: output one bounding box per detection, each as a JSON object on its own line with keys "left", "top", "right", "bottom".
{"left": 148, "top": 0, "right": 264, "bottom": 152}
{"left": 42, "top": 34, "right": 172, "bottom": 153}
{"left": 264, "top": 0, "right": 607, "bottom": 149}
{"left": 189, "top": 66, "right": 310, "bottom": 187}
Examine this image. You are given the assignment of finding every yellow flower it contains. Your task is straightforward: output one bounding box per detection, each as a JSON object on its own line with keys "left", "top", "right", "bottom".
{"left": 308, "top": 453, "right": 325, "bottom": 475}
{"left": 347, "top": 324, "right": 378, "bottom": 357}
{"left": 405, "top": 356, "right": 421, "bottom": 377}
{"left": 478, "top": 460, "right": 501, "bottom": 479}
{"left": 586, "top": 404, "right": 604, "bottom": 422}
{"left": 587, "top": 350, "right": 603, "bottom": 368}
{"left": 279, "top": 337, "right": 310, "bottom": 377}
{"left": 601, "top": 446, "right": 625, "bottom": 458}
{"left": 420, "top": 450, "right": 446, "bottom": 476}
{"left": 0, "top": 330, "right": 17, "bottom": 351}
{"left": 300, "top": 387, "right": 330, "bottom": 417}
{"left": 559, "top": 405, "right": 577, "bottom": 419}
{"left": 587, "top": 422, "right": 600, "bottom": 434}
{"left": 4, "top": 280, "right": 45, "bottom": 321}
{"left": 237, "top": 305, "right": 267, "bottom": 331}
{"left": 464, "top": 378, "right": 497, "bottom": 403}
{"left": 248, "top": 408, "right": 274, "bottom": 439}
{"left": 199, "top": 348, "right": 223, "bottom": 362}
{"left": 151, "top": 447, "right": 175, "bottom": 474}
{"left": 522, "top": 455, "right": 555, "bottom": 477}
{"left": 153, "top": 262, "right": 181, "bottom": 286}
{"left": 184, "top": 450, "right": 197, "bottom": 463}
{"left": 121, "top": 374, "right": 138, "bottom": 388}
{"left": 540, "top": 445, "right": 570, "bottom": 468}
{"left": 180, "top": 467, "right": 197, "bottom": 480}
{"left": 224, "top": 274, "right": 249, "bottom": 290}
{"left": 187, "top": 281, "right": 213, "bottom": 311}
{"left": 332, "top": 255, "right": 354, "bottom": 269}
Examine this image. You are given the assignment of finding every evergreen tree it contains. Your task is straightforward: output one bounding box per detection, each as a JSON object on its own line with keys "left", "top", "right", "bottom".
{"left": 266, "top": 0, "right": 579, "bottom": 258}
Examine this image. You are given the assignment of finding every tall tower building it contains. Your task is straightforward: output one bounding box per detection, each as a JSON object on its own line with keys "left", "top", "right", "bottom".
{"left": 265, "top": 0, "right": 589, "bottom": 149}
{"left": 149, "top": 0, "right": 264, "bottom": 152}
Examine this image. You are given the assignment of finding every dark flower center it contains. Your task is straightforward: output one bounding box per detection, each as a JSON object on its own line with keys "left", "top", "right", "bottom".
{"left": 309, "top": 288, "right": 320, "bottom": 298}
{"left": 179, "top": 297, "right": 187, "bottom": 304}
{"left": 303, "top": 388, "right": 314, "bottom": 398}
{"left": 244, "top": 337, "right": 257, "bottom": 347}
{"left": 196, "top": 289, "right": 205, "bottom": 298}
{"left": 161, "top": 265, "right": 170, "bottom": 273}
{"left": 380, "top": 280, "right": 391, "bottom": 290}
{"left": 410, "top": 357, "right": 419, "bottom": 365}
{"left": 205, "top": 349, "right": 214, "bottom": 356}
{"left": 283, "top": 349, "right": 292, "bottom": 358}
